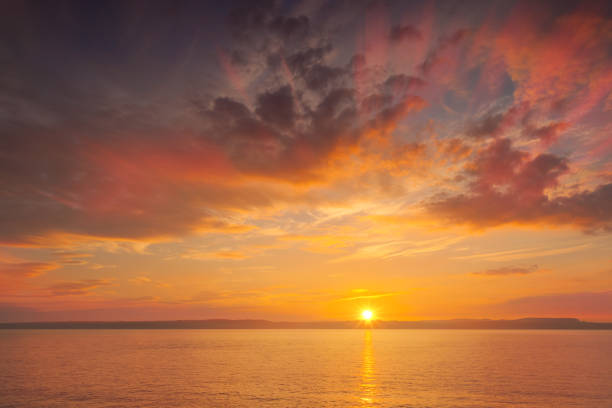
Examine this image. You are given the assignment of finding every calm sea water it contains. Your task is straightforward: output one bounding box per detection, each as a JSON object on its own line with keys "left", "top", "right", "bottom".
{"left": 1, "top": 329, "right": 611, "bottom": 407}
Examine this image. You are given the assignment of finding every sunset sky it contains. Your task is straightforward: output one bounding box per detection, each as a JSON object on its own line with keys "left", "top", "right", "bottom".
{"left": 1, "top": 0, "right": 611, "bottom": 322}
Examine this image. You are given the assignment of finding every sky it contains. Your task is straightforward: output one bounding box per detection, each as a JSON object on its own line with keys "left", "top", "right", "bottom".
{"left": 1, "top": 0, "right": 611, "bottom": 322}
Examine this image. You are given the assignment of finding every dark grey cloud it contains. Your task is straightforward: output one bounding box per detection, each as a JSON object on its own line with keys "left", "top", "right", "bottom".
{"left": 255, "top": 85, "right": 296, "bottom": 129}
{"left": 383, "top": 74, "right": 426, "bottom": 98}
{"left": 389, "top": 24, "right": 422, "bottom": 43}
{"left": 268, "top": 15, "right": 310, "bottom": 39}
{"left": 227, "top": 0, "right": 277, "bottom": 40}
{"left": 283, "top": 44, "right": 348, "bottom": 91}
{"left": 473, "top": 265, "right": 539, "bottom": 276}
{"left": 226, "top": 0, "right": 315, "bottom": 73}
{"left": 286, "top": 44, "right": 333, "bottom": 75}
{"left": 303, "top": 64, "right": 346, "bottom": 92}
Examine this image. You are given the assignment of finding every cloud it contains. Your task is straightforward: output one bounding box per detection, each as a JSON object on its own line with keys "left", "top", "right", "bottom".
{"left": 383, "top": 74, "right": 426, "bottom": 98}
{"left": 430, "top": 181, "right": 612, "bottom": 232}
{"left": 420, "top": 29, "right": 470, "bottom": 75}
{"left": 492, "top": 5, "right": 612, "bottom": 115}
{"left": 1, "top": 0, "right": 611, "bottom": 324}
{"left": 389, "top": 24, "right": 422, "bottom": 43}
{"left": 268, "top": 15, "right": 310, "bottom": 40}
{"left": 522, "top": 121, "right": 570, "bottom": 146}
{"left": 47, "top": 279, "right": 113, "bottom": 296}
{"left": 52, "top": 251, "right": 93, "bottom": 266}
{"left": 427, "top": 137, "right": 612, "bottom": 231}
{"left": 454, "top": 244, "right": 591, "bottom": 262}
{"left": 130, "top": 276, "right": 153, "bottom": 284}
{"left": 182, "top": 250, "right": 250, "bottom": 260}
{"left": 129, "top": 276, "right": 169, "bottom": 288}
{"left": 255, "top": 85, "right": 296, "bottom": 129}
{"left": 285, "top": 44, "right": 334, "bottom": 78}
{"left": 0, "top": 182, "right": 255, "bottom": 246}
{"left": 331, "top": 236, "right": 463, "bottom": 263}
{"left": 200, "top": 84, "right": 425, "bottom": 180}
{"left": 227, "top": 1, "right": 309, "bottom": 42}
{"left": 473, "top": 264, "right": 539, "bottom": 276}
{"left": 0, "top": 261, "right": 58, "bottom": 278}
{"left": 1, "top": 0, "right": 610, "bottom": 254}
{"left": 465, "top": 104, "right": 528, "bottom": 139}
{"left": 336, "top": 291, "right": 400, "bottom": 302}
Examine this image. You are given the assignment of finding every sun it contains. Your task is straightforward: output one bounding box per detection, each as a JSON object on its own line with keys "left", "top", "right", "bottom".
{"left": 361, "top": 309, "right": 374, "bottom": 321}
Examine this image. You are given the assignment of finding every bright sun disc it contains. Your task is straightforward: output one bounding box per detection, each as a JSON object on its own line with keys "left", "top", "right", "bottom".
{"left": 361, "top": 310, "right": 373, "bottom": 320}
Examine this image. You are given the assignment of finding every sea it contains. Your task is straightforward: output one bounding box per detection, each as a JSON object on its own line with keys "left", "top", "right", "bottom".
{"left": 1, "top": 329, "right": 611, "bottom": 407}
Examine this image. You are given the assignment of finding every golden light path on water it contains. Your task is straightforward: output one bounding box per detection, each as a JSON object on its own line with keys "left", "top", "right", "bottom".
{"left": 360, "top": 330, "right": 376, "bottom": 406}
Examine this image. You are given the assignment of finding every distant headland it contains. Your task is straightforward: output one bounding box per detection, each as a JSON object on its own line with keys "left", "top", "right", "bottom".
{"left": 1, "top": 318, "right": 611, "bottom": 330}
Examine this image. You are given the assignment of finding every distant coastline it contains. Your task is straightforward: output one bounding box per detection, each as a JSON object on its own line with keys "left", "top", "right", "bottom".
{"left": 1, "top": 318, "right": 611, "bottom": 330}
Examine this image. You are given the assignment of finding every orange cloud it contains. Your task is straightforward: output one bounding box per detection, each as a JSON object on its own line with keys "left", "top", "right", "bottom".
{"left": 47, "top": 279, "right": 114, "bottom": 296}
{"left": 426, "top": 137, "right": 612, "bottom": 231}
{"left": 0, "top": 261, "right": 59, "bottom": 278}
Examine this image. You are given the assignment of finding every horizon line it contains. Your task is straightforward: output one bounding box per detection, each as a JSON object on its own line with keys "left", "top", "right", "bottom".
{"left": 2, "top": 317, "right": 611, "bottom": 329}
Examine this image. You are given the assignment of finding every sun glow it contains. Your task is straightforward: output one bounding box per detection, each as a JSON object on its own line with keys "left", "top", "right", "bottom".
{"left": 361, "top": 309, "right": 374, "bottom": 321}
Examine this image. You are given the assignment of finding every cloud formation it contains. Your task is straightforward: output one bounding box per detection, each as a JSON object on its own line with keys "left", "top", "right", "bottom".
{"left": 0, "top": 261, "right": 58, "bottom": 278}
{"left": 48, "top": 279, "right": 114, "bottom": 296}
{"left": 389, "top": 25, "right": 422, "bottom": 43}
{"left": 473, "top": 265, "right": 539, "bottom": 276}
{"left": 427, "top": 138, "right": 612, "bottom": 231}
{"left": 2, "top": 0, "right": 610, "bottom": 249}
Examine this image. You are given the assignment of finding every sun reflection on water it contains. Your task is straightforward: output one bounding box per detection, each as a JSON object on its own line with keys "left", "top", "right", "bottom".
{"left": 360, "top": 330, "right": 376, "bottom": 406}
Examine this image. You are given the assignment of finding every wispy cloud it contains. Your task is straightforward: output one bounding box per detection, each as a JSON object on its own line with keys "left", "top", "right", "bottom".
{"left": 472, "top": 265, "right": 539, "bottom": 276}
{"left": 128, "top": 276, "right": 170, "bottom": 288}
{"left": 47, "top": 279, "right": 114, "bottom": 296}
{"left": 331, "top": 236, "right": 464, "bottom": 262}
{"left": 0, "top": 257, "right": 59, "bottom": 278}
{"left": 336, "top": 292, "right": 401, "bottom": 302}
{"left": 454, "top": 243, "right": 591, "bottom": 262}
